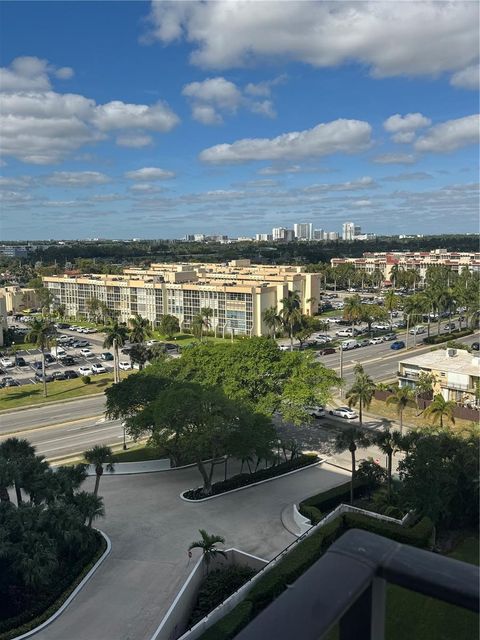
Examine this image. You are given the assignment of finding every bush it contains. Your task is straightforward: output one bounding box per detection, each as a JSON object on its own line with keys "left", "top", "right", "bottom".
{"left": 342, "top": 512, "right": 434, "bottom": 548}
{"left": 199, "top": 600, "right": 253, "bottom": 640}
{"left": 184, "top": 454, "right": 318, "bottom": 500}
{"left": 298, "top": 505, "right": 323, "bottom": 525}
{"left": 81, "top": 375, "right": 91, "bottom": 385}
{"left": 189, "top": 566, "right": 256, "bottom": 627}
{"left": 423, "top": 329, "right": 473, "bottom": 345}
{"left": 301, "top": 478, "right": 369, "bottom": 512}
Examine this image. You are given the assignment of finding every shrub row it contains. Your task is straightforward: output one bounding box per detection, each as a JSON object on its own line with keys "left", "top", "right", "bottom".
{"left": 423, "top": 328, "right": 473, "bottom": 345}
{"left": 183, "top": 454, "right": 319, "bottom": 500}
{"left": 198, "top": 513, "right": 433, "bottom": 640}
{"left": 0, "top": 532, "right": 106, "bottom": 640}
{"left": 301, "top": 478, "right": 369, "bottom": 512}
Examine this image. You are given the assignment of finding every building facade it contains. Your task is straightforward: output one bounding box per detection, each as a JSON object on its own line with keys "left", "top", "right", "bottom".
{"left": 294, "top": 223, "right": 313, "bottom": 241}
{"left": 42, "top": 260, "right": 321, "bottom": 337}
{"left": 0, "top": 287, "right": 40, "bottom": 314}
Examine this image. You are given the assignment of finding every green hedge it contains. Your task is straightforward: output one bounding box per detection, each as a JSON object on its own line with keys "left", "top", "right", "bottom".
{"left": 423, "top": 329, "right": 473, "bottom": 345}
{"left": 301, "top": 478, "right": 369, "bottom": 512}
{"left": 198, "top": 512, "right": 433, "bottom": 640}
{"left": 299, "top": 504, "right": 323, "bottom": 525}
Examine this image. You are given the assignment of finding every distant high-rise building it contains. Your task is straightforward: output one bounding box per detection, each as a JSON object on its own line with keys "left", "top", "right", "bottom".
{"left": 294, "top": 223, "right": 313, "bottom": 241}
{"left": 193, "top": 234, "right": 206, "bottom": 242}
{"left": 184, "top": 234, "right": 195, "bottom": 241}
{"left": 255, "top": 233, "right": 273, "bottom": 241}
{"left": 272, "top": 227, "right": 295, "bottom": 241}
{"left": 313, "top": 229, "right": 324, "bottom": 241}
{"left": 342, "top": 222, "right": 360, "bottom": 241}
{"left": 327, "top": 231, "right": 339, "bottom": 241}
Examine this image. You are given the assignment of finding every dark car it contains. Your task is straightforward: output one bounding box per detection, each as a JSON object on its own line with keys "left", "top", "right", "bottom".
{"left": 101, "top": 352, "right": 114, "bottom": 361}
{"left": 15, "top": 356, "right": 27, "bottom": 367}
{"left": 59, "top": 356, "right": 76, "bottom": 366}
{"left": 1, "top": 377, "right": 19, "bottom": 387}
{"left": 35, "top": 372, "right": 53, "bottom": 382}
{"left": 64, "top": 370, "right": 79, "bottom": 379}
{"left": 471, "top": 342, "right": 479, "bottom": 351}
{"left": 32, "top": 361, "right": 43, "bottom": 370}
{"left": 319, "top": 347, "right": 336, "bottom": 355}
{"left": 121, "top": 347, "right": 131, "bottom": 355}
{"left": 391, "top": 340, "right": 405, "bottom": 350}
{"left": 52, "top": 371, "right": 67, "bottom": 381}
{"left": 44, "top": 354, "right": 56, "bottom": 364}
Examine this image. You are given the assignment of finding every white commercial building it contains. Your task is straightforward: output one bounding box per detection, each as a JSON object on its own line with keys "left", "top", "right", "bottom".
{"left": 294, "top": 223, "right": 313, "bottom": 241}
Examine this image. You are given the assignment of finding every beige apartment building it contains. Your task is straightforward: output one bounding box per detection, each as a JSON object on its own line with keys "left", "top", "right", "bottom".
{"left": 42, "top": 260, "right": 321, "bottom": 336}
{"left": 331, "top": 250, "right": 480, "bottom": 284}
{"left": 0, "top": 286, "right": 40, "bottom": 314}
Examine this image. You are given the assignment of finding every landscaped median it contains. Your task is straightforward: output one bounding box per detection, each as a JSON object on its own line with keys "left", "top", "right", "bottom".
{"left": 181, "top": 454, "right": 320, "bottom": 502}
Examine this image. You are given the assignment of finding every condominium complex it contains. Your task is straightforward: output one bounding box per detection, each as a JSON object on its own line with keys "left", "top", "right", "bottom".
{"left": 294, "top": 223, "right": 313, "bottom": 241}
{"left": 342, "top": 222, "right": 361, "bottom": 241}
{"left": 42, "top": 260, "right": 321, "bottom": 336}
{"left": 331, "top": 250, "right": 480, "bottom": 283}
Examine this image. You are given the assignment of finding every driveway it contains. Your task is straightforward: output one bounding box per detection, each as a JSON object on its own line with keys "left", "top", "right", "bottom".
{"left": 34, "top": 461, "right": 349, "bottom": 640}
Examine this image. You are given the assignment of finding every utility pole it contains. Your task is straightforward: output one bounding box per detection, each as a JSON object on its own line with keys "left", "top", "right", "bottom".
{"left": 113, "top": 337, "right": 118, "bottom": 384}
{"left": 339, "top": 345, "right": 344, "bottom": 398}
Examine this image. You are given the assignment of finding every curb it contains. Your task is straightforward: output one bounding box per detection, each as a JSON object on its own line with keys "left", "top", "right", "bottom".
{"left": 0, "top": 393, "right": 105, "bottom": 415}
{"left": 179, "top": 459, "right": 325, "bottom": 502}
{"left": 11, "top": 529, "right": 111, "bottom": 640}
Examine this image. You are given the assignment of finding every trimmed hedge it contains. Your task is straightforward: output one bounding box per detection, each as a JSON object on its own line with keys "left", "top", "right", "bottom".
{"left": 423, "top": 329, "right": 473, "bottom": 345}
{"left": 299, "top": 504, "right": 323, "bottom": 525}
{"left": 198, "top": 512, "right": 433, "bottom": 640}
{"left": 301, "top": 478, "right": 369, "bottom": 512}
{"left": 183, "top": 454, "right": 319, "bottom": 500}
{"left": 0, "top": 532, "right": 106, "bottom": 640}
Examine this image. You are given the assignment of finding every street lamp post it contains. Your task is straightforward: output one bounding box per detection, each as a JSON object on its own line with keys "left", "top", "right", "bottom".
{"left": 224, "top": 454, "right": 228, "bottom": 481}
{"left": 339, "top": 345, "right": 344, "bottom": 398}
{"left": 122, "top": 421, "right": 127, "bottom": 450}
{"left": 277, "top": 439, "right": 281, "bottom": 465}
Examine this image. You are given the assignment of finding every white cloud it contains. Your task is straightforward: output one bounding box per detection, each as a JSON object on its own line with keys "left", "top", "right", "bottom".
{"left": 0, "top": 57, "right": 180, "bottom": 164}
{"left": 450, "top": 64, "right": 480, "bottom": 90}
{"left": 116, "top": 133, "right": 153, "bottom": 147}
{"left": 191, "top": 104, "right": 223, "bottom": 125}
{"left": 249, "top": 100, "right": 276, "bottom": 118}
{"left": 303, "top": 176, "right": 376, "bottom": 193}
{"left": 353, "top": 200, "right": 372, "bottom": 207}
{"left": 391, "top": 131, "right": 416, "bottom": 144}
{"left": 373, "top": 153, "right": 416, "bottom": 165}
{"left": 414, "top": 114, "right": 480, "bottom": 152}
{"left": 182, "top": 77, "right": 241, "bottom": 111}
{"left": 0, "top": 176, "right": 33, "bottom": 188}
{"left": 129, "top": 183, "right": 161, "bottom": 193}
{"left": 258, "top": 165, "right": 302, "bottom": 175}
{"left": 45, "top": 171, "right": 110, "bottom": 187}
{"left": 244, "top": 75, "right": 287, "bottom": 97}
{"left": 145, "top": 1, "right": 479, "bottom": 86}
{"left": 200, "top": 119, "right": 372, "bottom": 164}
{"left": 384, "top": 113, "right": 432, "bottom": 133}
{"left": 55, "top": 66, "right": 74, "bottom": 80}
{"left": 125, "top": 167, "right": 175, "bottom": 180}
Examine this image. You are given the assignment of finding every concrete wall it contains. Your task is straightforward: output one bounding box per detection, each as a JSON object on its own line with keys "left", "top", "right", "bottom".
{"left": 151, "top": 549, "right": 267, "bottom": 640}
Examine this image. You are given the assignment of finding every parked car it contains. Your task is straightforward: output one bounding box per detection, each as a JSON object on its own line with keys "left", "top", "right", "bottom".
{"left": 121, "top": 347, "right": 132, "bottom": 355}
{"left": 35, "top": 372, "right": 53, "bottom": 382}
{"left": 1, "top": 377, "right": 19, "bottom": 387}
{"left": 329, "top": 407, "right": 358, "bottom": 419}
{"left": 91, "top": 363, "right": 107, "bottom": 374}
{"left": 336, "top": 329, "right": 354, "bottom": 337}
{"left": 64, "top": 370, "right": 79, "bottom": 379}
{"left": 101, "top": 352, "right": 114, "bottom": 361}
{"left": 146, "top": 339, "right": 159, "bottom": 347}
{"left": 51, "top": 371, "right": 67, "bottom": 381}
{"left": 409, "top": 326, "right": 426, "bottom": 335}
{"left": 51, "top": 346, "right": 67, "bottom": 358}
{"left": 78, "top": 366, "right": 93, "bottom": 376}
{"left": 72, "top": 340, "right": 90, "bottom": 348}
{"left": 369, "top": 337, "right": 384, "bottom": 345}
{"left": 357, "top": 339, "right": 370, "bottom": 348}
{"left": 44, "top": 353, "right": 56, "bottom": 364}
{"left": 382, "top": 333, "right": 397, "bottom": 341}
{"left": 80, "top": 349, "right": 95, "bottom": 358}
{"left": 59, "top": 356, "right": 76, "bottom": 366}
{"left": 372, "top": 323, "right": 390, "bottom": 331}
{"left": 0, "top": 357, "right": 14, "bottom": 368}
{"left": 118, "top": 361, "right": 132, "bottom": 371}
{"left": 443, "top": 322, "right": 456, "bottom": 331}
{"left": 306, "top": 405, "right": 326, "bottom": 418}
{"left": 471, "top": 342, "right": 479, "bottom": 351}
{"left": 32, "top": 361, "right": 43, "bottom": 370}
{"left": 319, "top": 347, "right": 336, "bottom": 355}
{"left": 83, "top": 328, "right": 96, "bottom": 334}
{"left": 15, "top": 356, "right": 27, "bottom": 367}
{"left": 341, "top": 339, "right": 358, "bottom": 351}
{"left": 57, "top": 335, "right": 72, "bottom": 344}
{"left": 390, "top": 340, "right": 405, "bottom": 350}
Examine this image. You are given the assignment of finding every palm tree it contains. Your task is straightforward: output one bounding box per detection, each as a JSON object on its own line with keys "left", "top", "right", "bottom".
{"left": 346, "top": 372, "right": 376, "bottom": 427}
{"left": 0, "top": 457, "right": 13, "bottom": 502}
{"left": 335, "top": 428, "right": 372, "bottom": 504}
{"left": 374, "top": 430, "right": 403, "bottom": 501}
{"left": 54, "top": 464, "right": 88, "bottom": 499}
{"left": 0, "top": 437, "right": 36, "bottom": 505}
{"left": 129, "top": 314, "right": 152, "bottom": 345}
{"left": 262, "top": 306, "right": 282, "bottom": 339}
{"left": 83, "top": 445, "right": 114, "bottom": 526}
{"left": 343, "top": 294, "right": 363, "bottom": 334}
{"left": 200, "top": 307, "right": 213, "bottom": 340}
{"left": 424, "top": 394, "right": 456, "bottom": 429}
{"left": 103, "top": 321, "right": 128, "bottom": 383}
{"left": 71, "top": 491, "right": 105, "bottom": 527}
{"left": 383, "top": 290, "right": 397, "bottom": 327}
{"left": 25, "top": 317, "right": 57, "bottom": 397}
{"left": 85, "top": 297, "right": 101, "bottom": 322}
{"left": 280, "top": 291, "right": 302, "bottom": 350}
{"left": 188, "top": 529, "right": 226, "bottom": 573}
{"left": 386, "top": 387, "right": 413, "bottom": 435}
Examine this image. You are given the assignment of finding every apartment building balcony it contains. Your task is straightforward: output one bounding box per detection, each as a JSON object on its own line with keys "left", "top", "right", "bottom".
{"left": 397, "top": 371, "right": 419, "bottom": 381}
{"left": 440, "top": 381, "right": 473, "bottom": 392}
{"left": 234, "top": 529, "right": 478, "bottom": 640}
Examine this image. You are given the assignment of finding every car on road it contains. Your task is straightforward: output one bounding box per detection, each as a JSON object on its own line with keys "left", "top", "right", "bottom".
{"left": 101, "top": 352, "right": 114, "bottom": 361}
{"left": 0, "top": 357, "right": 14, "bottom": 368}
{"left": 35, "top": 372, "right": 53, "bottom": 382}
{"left": 443, "top": 322, "right": 456, "bottom": 331}
{"left": 409, "top": 326, "right": 426, "bottom": 335}
{"left": 91, "top": 363, "right": 107, "bottom": 374}
{"left": 319, "top": 347, "right": 336, "bottom": 355}
{"left": 471, "top": 342, "right": 479, "bottom": 351}
{"left": 119, "top": 361, "right": 132, "bottom": 371}
{"left": 306, "top": 405, "right": 326, "bottom": 418}
{"left": 52, "top": 371, "right": 67, "bottom": 381}
{"left": 79, "top": 348, "right": 94, "bottom": 358}
{"left": 391, "top": 340, "right": 405, "bottom": 350}
{"left": 15, "top": 356, "right": 27, "bottom": 367}
{"left": 382, "top": 333, "right": 397, "bottom": 341}
{"left": 329, "top": 407, "right": 358, "bottom": 419}
{"left": 64, "top": 369, "right": 79, "bottom": 379}
{"left": 369, "top": 337, "right": 384, "bottom": 345}
{"left": 1, "top": 377, "right": 19, "bottom": 387}
{"left": 78, "top": 366, "right": 93, "bottom": 376}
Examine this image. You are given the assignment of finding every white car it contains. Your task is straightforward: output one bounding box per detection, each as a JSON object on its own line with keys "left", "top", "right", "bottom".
{"left": 306, "top": 405, "right": 326, "bottom": 418}
{"left": 409, "top": 326, "right": 426, "bottom": 335}
{"left": 79, "top": 348, "right": 94, "bottom": 358}
{"left": 91, "top": 363, "right": 107, "bottom": 374}
{"left": 84, "top": 328, "right": 96, "bottom": 334}
{"left": 118, "top": 361, "right": 132, "bottom": 371}
{"left": 336, "top": 328, "right": 354, "bottom": 337}
{"left": 78, "top": 366, "right": 93, "bottom": 376}
{"left": 369, "top": 337, "right": 384, "bottom": 345}
{"left": 329, "top": 407, "right": 358, "bottom": 419}
{"left": 372, "top": 323, "right": 390, "bottom": 330}
{"left": 1, "top": 357, "right": 14, "bottom": 368}
{"left": 57, "top": 335, "right": 71, "bottom": 343}
{"left": 146, "top": 339, "right": 159, "bottom": 346}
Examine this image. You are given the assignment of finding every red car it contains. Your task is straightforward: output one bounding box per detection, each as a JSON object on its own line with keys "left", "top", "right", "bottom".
{"left": 319, "top": 347, "right": 336, "bottom": 355}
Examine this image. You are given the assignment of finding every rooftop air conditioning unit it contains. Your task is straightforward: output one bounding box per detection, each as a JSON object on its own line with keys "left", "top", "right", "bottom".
{"left": 446, "top": 348, "right": 457, "bottom": 358}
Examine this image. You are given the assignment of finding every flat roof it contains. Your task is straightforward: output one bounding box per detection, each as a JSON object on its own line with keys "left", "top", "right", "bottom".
{"left": 399, "top": 349, "right": 480, "bottom": 377}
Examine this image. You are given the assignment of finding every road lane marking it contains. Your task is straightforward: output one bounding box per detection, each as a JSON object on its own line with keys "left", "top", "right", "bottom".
{"left": 0, "top": 414, "right": 105, "bottom": 438}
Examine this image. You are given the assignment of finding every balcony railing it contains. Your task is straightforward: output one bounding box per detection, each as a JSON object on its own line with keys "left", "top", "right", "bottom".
{"left": 234, "top": 529, "right": 479, "bottom": 640}
{"left": 440, "top": 381, "right": 471, "bottom": 391}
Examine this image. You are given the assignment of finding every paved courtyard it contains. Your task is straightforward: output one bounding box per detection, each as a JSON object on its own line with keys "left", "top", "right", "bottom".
{"left": 34, "top": 461, "right": 349, "bottom": 640}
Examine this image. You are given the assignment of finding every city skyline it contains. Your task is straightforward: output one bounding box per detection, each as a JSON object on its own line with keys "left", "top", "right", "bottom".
{"left": 1, "top": 1, "right": 479, "bottom": 240}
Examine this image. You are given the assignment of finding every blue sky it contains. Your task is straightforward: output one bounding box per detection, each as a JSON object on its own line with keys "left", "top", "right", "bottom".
{"left": 0, "top": 1, "right": 479, "bottom": 240}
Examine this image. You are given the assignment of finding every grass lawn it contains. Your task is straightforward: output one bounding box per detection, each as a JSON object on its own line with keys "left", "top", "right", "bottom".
{"left": 0, "top": 374, "right": 115, "bottom": 411}
{"left": 110, "top": 443, "right": 165, "bottom": 462}
{"left": 367, "top": 397, "right": 476, "bottom": 433}
{"left": 386, "top": 534, "right": 479, "bottom": 640}
{"left": 150, "top": 331, "right": 242, "bottom": 346}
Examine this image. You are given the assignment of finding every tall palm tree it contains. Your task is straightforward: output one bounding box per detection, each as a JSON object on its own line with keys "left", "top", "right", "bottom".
{"left": 0, "top": 437, "right": 36, "bottom": 505}
{"left": 188, "top": 529, "right": 227, "bottom": 573}
{"left": 85, "top": 297, "right": 101, "bottom": 322}
{"left": 334, "top": 428, "right": 372, "bottom": 504}
{"left": 424, "top": 394, "right": 456, "bottom": 429}
{"left": 280, "top": 290, "right": 302, "bottom": 350}
{"left": 383, "top": 290, "right": 397, "bottom": 328}
{"left": 83, "top": 445, "right": 115, "bottom": 527}
{"left": 71, "top": 491, "right": 105, "bottom": 528}
{"left": 374, "top": 430, "right": 403, "bottom": 501}
{"left": 346, "top": 372, "right": 376, "bottom": 427}
{"left": 386, "top": 387, "right": 413, "bottom": 435}
{"left": 343, "top": 294, "right": 363, "bottom": 334}
{"left": 0, "top": 457, "right": 14, "bottom": 502}
{"left": 103, "top": 321, "right": 128, "bottom": 383}
{"left": 25, "top": 317, "right": 57, "bottom": 397}
{"left": 200, "top": 307, "right": 213, "bottom": 339}
{"left": 129, "top": 314, "right": 152, "bottom": 345}
{"left": 262, "top": 306, "right": 282, "bottom": 339}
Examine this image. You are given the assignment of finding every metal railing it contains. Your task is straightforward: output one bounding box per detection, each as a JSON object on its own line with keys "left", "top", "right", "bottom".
{"left": 234, "top": 529, "right": 479, "bottom": 640}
